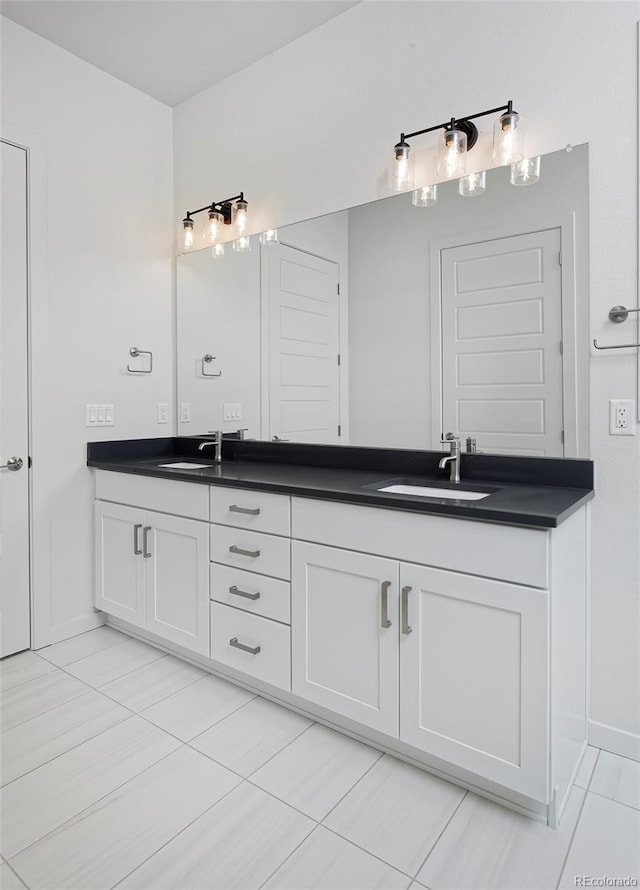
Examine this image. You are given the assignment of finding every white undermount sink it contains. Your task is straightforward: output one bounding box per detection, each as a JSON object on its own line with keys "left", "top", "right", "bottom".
{"left": 158, "top": 461, "right": 211, "bottom": 469}
{"left": 377, "top": 483, "right": 491, "bottom": 501}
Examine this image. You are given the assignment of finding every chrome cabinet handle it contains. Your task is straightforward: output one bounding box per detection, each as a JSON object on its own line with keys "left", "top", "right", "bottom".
{"left": 229, "top": 545, "right": 261, "bottom": 558}
{"left": 401, "top": 585, "right": 412, "bottom": 635}
{"left": 381, "top": 580, "right": 392, "bottom": 629}
{"left": 229, "top": 637, "right": 261, "bottom": 655}
{"left": 229, "top": 505, "right": 261, "bottom": 516}
{"left": 229, "top": 585, "right": 260, "bottom": 601}
{"left": 143, "top": 526, "right": 152, "bottom": 558}
{"left": 0, "top": 456, "right": 23, "bottom": 471}
{"left": 133, "top": 523, "right": 143, "bottom": 555}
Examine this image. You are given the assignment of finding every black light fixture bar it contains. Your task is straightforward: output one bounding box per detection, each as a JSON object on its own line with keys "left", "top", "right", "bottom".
{"left": 400, "top": 100, "right": 513, "bottom": 142}
{"left": 183, "top": 191, "right": 245, "bottom": 225}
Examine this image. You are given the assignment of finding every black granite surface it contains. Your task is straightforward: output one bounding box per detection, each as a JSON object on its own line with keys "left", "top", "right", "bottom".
{"left": 87, "top": 437, "right": 594, "bottom": 529}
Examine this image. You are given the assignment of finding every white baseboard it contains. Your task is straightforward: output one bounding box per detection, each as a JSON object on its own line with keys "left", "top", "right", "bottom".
{"left": 588, "top": 720, "right": 640, "bottom": 762}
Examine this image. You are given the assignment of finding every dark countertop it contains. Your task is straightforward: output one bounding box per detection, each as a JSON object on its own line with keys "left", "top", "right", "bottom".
{"left": 88, "top": 438, "right": 594, "bottom": 529}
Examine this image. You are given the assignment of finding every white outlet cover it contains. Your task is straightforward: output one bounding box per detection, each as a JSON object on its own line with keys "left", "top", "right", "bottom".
{"left": 609, "top": 399, "right": 636, "bottom": 436}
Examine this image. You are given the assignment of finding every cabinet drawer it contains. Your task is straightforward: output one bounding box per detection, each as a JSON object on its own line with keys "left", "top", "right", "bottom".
{"left": 211, "top": 525, "right": 290, "bottom": 580}
{"left": 211, "top": 563, "right": 291, "bottom": 624}
{"left": 210, "top": 602, "right": 291, "bottom": 691}
{"left": 292, "top": 498, "right": 548, "bottom": 589}
{"left": 95, "top": 470, "right": 208, "bottom": 521}
{"left": 210, "top": 486, "right": 290, "bottom": 536}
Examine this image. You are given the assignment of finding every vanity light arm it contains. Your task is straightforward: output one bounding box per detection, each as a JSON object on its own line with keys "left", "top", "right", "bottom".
{"left": 183, "top": 193, "right": 246, "bottom": 221}
{"left": 402, "top": 101, "right": 513, "bottom": 142}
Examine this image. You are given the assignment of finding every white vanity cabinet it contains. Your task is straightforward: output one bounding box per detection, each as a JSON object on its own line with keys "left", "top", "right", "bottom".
{"left": 94, "top": 472, "right": 210, "bottom": 656}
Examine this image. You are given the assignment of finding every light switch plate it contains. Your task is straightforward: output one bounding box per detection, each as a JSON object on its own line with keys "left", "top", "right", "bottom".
{"left": 85, "top": 404, "right": 114, "bottom": 427}
{"left": 223, "top": 403, "right": 242, "bottom": 421}
{"left": 180, "top": 402, "right": 191, "bottom": 423}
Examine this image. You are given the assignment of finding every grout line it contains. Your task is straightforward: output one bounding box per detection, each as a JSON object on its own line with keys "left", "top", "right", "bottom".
{"left": 35, "top": 628, "right": 130, "bottom": 668}
{"left": 554, "top": 786, "right": 590, "bottom": 890}
{"left": 320, "top": 823, "right": 414, "bottom": 880}
{"left": 584, "top": 747, "right": 600, "bottom": 791}
{"left": 257, "top": 822, "right": 323, "bottom": 890}
{"left": 1, "top": 859, "right": 30, "bottom": 889}
{"left": 319, "top": 749, "right": 384, "bottom": 824}
{"left": 109, "top": 774, "right": 246, "bottom": 890}
{"left": 185, "top": 692, "right": 258, "bottom": 746}
{"left": 582, "top": 787, "right": 640, "bottom": 813}
{"left": 0, "top": 675, "right": 90, "bottom": 733}
{"left": 411, "top": 789, "right": 469, "bottom": 880}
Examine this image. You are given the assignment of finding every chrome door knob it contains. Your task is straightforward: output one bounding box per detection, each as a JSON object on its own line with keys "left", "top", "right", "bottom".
{"left": 0, "top": 456, "right": 24, "bottom": 471}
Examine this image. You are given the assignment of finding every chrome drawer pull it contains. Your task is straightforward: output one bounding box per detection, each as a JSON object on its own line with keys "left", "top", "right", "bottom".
{"left": 229, "top": 585, "right": 260, "bottom": 601}
{"left": 229, "top": 505, "right": 261, "bottom": 516}
{"left": 133, "top": 523, "right": 143, "bottom": 555}
{"left": 401, "top": 585, "right": 412, "bottom": 635}
{"left": 380, "top": 580, "right": 392, "bottom": 629}
{"left": 229, "top": 545, "right": 261, "bottom": 558}
{"left": 229, "top": 637, "right": 261, "bottom": 655}
{"left": 143, "top": 526, "right": 152, "bottom": 559}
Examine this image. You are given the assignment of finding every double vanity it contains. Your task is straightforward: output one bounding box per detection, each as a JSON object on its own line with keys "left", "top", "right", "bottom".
{"left": 88, "top": 437, "right": 593, "bottom": 827}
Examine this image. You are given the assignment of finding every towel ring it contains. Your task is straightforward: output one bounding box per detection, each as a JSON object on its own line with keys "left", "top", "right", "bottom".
{"left": 127, "top": 347, "right": 153, "bottom": 373}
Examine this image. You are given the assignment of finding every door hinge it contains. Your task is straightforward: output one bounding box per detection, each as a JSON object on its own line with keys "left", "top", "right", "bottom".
{"left": 337, "top": 283, "right": 340, "bottom": 295}
{"left": 558, "top": 251, "right": 562, "bottom": 266}
{"left": 560, "top": 340, "right": 563, "bottom": 355}
{"left": 561, "top": 430, "right": 565, "bottom": 444}
{"left": 338, "top": 425, "right": 341, "bottom": 436}
{"left": 28, "top": 456, "right": 32, "bottom": 469}
{"left": 337, "top": 354, "right": 341, "bottom": 366}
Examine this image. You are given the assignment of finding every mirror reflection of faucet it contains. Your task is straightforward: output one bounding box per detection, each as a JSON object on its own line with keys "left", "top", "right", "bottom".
{"left": 439, "top": 432, "right": 461, "bottom": 483}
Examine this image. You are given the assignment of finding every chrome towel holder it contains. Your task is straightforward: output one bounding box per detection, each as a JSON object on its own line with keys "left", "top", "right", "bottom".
{"left": 593, "top": 305, "right": 640, "bottom": 350}
{"left": 126, "top": 347, "right": 153, "bottom": 373}
{"left": 202, "top": 354, "right": 222, "bottom": 377}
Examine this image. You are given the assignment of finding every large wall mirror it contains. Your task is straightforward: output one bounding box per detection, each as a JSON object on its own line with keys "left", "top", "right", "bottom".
{"left": 176, "top": 144, "right": 589, "bottom": 456}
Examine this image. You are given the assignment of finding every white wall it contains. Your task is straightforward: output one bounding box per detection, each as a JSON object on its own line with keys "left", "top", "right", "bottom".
{"left": 174, "top": 2, "right": 640, "bottom": 753}
{"left": 1, "top": 19, "right": 174, "bottom": 645}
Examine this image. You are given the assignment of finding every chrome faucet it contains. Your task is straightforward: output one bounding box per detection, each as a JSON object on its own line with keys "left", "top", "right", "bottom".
{"left": 438, "top": 433, "right": 461, "bottom": 483}
{"left": 198, "top": 431, "right": 223, "bottom": 463}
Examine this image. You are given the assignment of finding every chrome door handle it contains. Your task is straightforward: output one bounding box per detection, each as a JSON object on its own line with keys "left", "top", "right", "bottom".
{"left": 229, "top": 637, "right": 261, "bottom": 655}
{"left": 229, "top": 545, "right": 261, "bottom": 558}
{"left": 401, "top": 585, "right": 412, "bottom": 635}
{"left": 229, "top": 585, "right": 260, "bottom": 601}
{"left": 143, "top": 526, "right": 152, "bottom": 558}
{"left": 380, "top": 580, "right": 392, "bottom": 628}
{"left": 133, "top": 523, "right": 143, "bottom": 555}
{"left": 0, "top": 456, "right": 23, "bottom": 471}
{"left": 229, "top": 505, "right": 261, "bottom": 516}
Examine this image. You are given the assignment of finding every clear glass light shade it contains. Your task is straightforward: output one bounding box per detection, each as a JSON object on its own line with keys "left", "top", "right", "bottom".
{"left": 259, "top": 228, "right": 279, "bottom": 246}
{"left": 233, "top": 200, "right": 249, "bottom": 236}
{"left": 459, "top": 171, "right": 486, "bottom": 197}
{"left": 510, "top": 156, "right": 541, "bottom": 186}
{"left": 437, "top": 128, "right": 467, "bottom": 179}
{"left": 412, "top": 185, "right": 438, "bottom": 207}
{"left": 389, "top": 142, "right": 414, "bottom": 191}
{"left": 182, "top": 219, "right": 194, "bottom": 250}
{"left": 204, "top": 210, "right": 224, "bottom": 244}
{"left": 492, "top": 111, "right": 524, "bottom": 166}
{"left": 211, "top": 243, "right": 225, "bottom": 258}
{"left": 232, "top": 235, "right": 252, "bottom": 253}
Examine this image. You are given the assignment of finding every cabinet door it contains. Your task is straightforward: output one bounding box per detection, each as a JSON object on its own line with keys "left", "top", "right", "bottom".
{"left": 399, "top": 563, "right": 549, "bottom": 800}
{"left": 94, "top": 501, "right": 146, "bottom": 628}
{"left": 145, "top": 511, "right": 210, "bottom": 655}
{"left": 292, "top": 541, "right": 399, "bottom": 736}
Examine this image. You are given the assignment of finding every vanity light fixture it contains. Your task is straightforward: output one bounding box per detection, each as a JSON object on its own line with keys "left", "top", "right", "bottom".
{"left": 389, "top": 100, "right": 521, "bottom": 192}
{"left": 211, "top": 243, "right": 225, "bottom": 258}
{"left": 510, "top": 156, "right": 541, "bottom": 186}
{"left": 459, "top": 170, "right": 487, "bottom": 197}
{"left": 181, "top": 192, "right": 248, "bottom": 251}
{"left": 412, "top": 185, "right": 438, "bottom": 207}
{"left": 259, "top": 228, "right": 279, "bottom": 246}
{"left": 232, "top": 235, "right": 252, "bottom": 252}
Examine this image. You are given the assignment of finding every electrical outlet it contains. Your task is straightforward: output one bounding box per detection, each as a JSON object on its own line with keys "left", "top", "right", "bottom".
{"left": 157, "top": 403, "right": 169, "bottom": 424}
{"left": 609, "top": 399, "right": 636, "bottom": 436}
{"left": 85, "top": 404, "right": 114, "bottom": 427}
{"left": 180, "top": 402, "right": 191, "bottom": 423}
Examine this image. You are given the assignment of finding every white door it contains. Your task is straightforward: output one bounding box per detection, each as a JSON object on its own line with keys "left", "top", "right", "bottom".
{"left": 94, "top": 502, "right": 146, "bottom": 629}
{"left": 0, "top": 141, "right": 31, "bottom": 658}
{"left": 440, "top": 229, "right": 564, "bottom": 455}
{"left": 291, "top": 541, "right": 399, "bottom": 735}
{"left": 145, "top": 511, "right": 209, "bottom": 656}
{"left": 262, "top": 243, "right": 341, "bottom": 443}
{"left": 399, "top": 562, "right": 549, "bottom": 800}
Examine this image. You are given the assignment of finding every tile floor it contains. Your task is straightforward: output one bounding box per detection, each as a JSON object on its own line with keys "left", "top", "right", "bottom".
{"left": 1, "top": 628, "right": 638, "bottom": 890}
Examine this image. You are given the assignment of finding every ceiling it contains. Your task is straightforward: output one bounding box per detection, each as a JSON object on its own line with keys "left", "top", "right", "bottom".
{"left": 0, "top": 0, "right": 359, "bottom": 106}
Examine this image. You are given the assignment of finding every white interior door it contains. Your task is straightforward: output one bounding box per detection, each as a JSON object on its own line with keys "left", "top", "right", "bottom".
{"left": 262, "top": 243, "right": 340, "bottom": 443}
{"left": 440, "top": 229, "right": 564, "bottom": 455}
{"left": 1, "top": 140, "right": 31, "bottom": 657}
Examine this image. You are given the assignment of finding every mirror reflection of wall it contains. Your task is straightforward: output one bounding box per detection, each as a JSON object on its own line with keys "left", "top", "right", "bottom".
{"left": 176, "top": 144, "right": 589, "bottom": 456}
